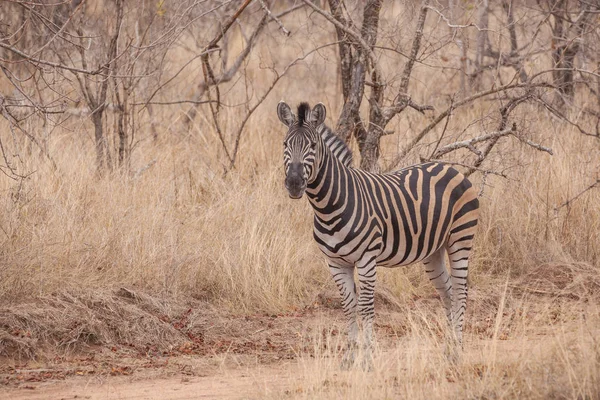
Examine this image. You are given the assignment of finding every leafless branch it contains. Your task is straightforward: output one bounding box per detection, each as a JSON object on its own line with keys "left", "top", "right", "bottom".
{"left": 259, "top": 0, "right": 290, "bottom": 36}
{"left": 183, "top": 2, "right": 303, "bottom": 127}
{"left": 555, "top": 179, "right": 600, "bottom": 211}
{"left": 399, "top": 0, "right": 429, "bottom": 94}
{"left": 533, "top": 95, "right": 599, "bottom": 139}
{"left": 385, "top": 81, "right": 554, "bottom": 171}
{"left": 0, "top": 42, "right": 100, "bottom": 75}
{"left": 0, "top": 95, "right": 57, "bottom": 172}
{"left": 431, "top": 124, "right": 517, "bottom": 159}
{"left": 431, "top": 122, "right": 553, "bottom": 161}
{"left": 420, "top": 159, "right": 509, "bottom": 179}
{"left": 229, "top": 41, "right": 341, "bottom": 170}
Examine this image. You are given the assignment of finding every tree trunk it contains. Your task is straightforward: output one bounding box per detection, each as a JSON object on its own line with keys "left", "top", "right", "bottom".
{"left": 360, "top": 0, "right": 428, "bottom": 172}
{"left": 358, "top": 124, "right": 380, "bottom": 172}
{"left": 92, "top": 111, "right": 107, "bottom": 172}
{"left": 328, "top": 0, "right": 353, "bottom": 104}
{"left": 472, "top": 0, "right": 489, "bottom": 91}
{"left": 117, "top": 89, "right": 129, "bottom": 167}
{"left": 550, "top": 0, "right": 594, "bottom": 109}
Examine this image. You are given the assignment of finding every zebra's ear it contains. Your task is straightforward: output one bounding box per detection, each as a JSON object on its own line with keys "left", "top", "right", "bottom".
{"left": 277, "top": 101, "right": 295, "bottom": 127}
{"left": 310, "top": 103, "right": 326, "bottom": 127}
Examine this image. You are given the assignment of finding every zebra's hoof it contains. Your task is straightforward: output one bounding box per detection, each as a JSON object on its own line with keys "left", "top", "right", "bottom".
{"left": 360, "top": 355, "right": 374, "bottom": 372}
{"left": 340, "top": 350, "right": 356, "bottom": 370}
{"left": 444, "top": 342, "right": 462, "bottom": 365}
{"left": 340, "top": 349, "right": 374, "bottom": 371}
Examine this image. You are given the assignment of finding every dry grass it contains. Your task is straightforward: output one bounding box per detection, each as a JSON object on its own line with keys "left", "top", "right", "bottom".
{"left": 280, "top": 302, "right": 600, "bottom": 399}
{"left": 1, "top": 1, "right": 599, "bottom": 398}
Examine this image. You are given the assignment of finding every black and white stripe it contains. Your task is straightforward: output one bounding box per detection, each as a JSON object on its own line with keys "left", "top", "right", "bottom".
{"left": 277, "top": 102, "right": 479, "bottom": 362}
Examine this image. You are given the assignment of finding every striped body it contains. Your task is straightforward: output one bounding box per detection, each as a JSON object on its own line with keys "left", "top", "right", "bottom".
{"left": 277, "top": 102, "right": 479, "bottom": 364}
{"left": 308, "top": 162, "right": 478, "bottom": 269}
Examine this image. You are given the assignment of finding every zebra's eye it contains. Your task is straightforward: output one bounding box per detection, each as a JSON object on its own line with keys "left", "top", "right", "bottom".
{"left": 310, "top": 141, "right": 317, "bottom": 149}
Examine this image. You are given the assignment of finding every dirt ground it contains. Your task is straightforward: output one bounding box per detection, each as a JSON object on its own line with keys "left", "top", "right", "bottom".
{"left": 0, "top": 332, "right": 556, "bottom": 400}
{"left": 0, "top": 307, "right": 329, "bottom": 400}
{"left": 1, "top": 284, "right": 596, "bottom": 400}
{"left": 2, "top": 362, "right": 301, "bottom": 400}
{"left": 0, "top": 337, "right": 504, "bottom": 400}
{"left": 0, "top": 297, "right": 342, "bottom": 400}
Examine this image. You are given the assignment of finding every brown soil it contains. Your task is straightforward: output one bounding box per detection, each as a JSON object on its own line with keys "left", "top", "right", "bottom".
{"left": 2, "top": 362, "right": 302, "bottom": 400}
{"left": 1, "top": 283, "right": 595, "bottom": 399}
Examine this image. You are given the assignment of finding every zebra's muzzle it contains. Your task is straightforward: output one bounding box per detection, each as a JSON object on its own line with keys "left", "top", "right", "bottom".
{"left": 285, "top": 180, "right": 306, "bottom": 199}
{"left": 285, "top": 167, "right": 307, "bottom": 199}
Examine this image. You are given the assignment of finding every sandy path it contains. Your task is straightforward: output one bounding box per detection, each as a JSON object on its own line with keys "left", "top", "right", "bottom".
{"left": 2, "top": 363, "right": 300, "bottom": 400}
{"left": 0, "top": 340, "right": 517, "bottom": 400}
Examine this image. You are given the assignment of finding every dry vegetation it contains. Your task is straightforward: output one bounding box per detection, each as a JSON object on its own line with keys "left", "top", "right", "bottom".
{"left": 1, "top": 0, "right": 600, "bottom": 398}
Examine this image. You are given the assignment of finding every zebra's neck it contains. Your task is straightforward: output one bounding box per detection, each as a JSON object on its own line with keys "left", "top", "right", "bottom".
{"left": 306, "top": 142, "right": 349, "bottom": 214}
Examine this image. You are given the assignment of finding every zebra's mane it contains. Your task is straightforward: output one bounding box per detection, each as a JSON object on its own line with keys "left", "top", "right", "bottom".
{"left": 318, "top": 124, "right": 353, "bottom": 167}
{"left": 297, "top": 102, "right": 311, "bottom": 125}
{"left": 296, "top": 102, "right": 353, "bottom": 167}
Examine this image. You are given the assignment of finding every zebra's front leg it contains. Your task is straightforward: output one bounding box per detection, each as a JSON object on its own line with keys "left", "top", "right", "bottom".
{"left": 328, "top": 264, "right": 358, "bottom": 368}
{"left": 356, "top": 255, "right": 377, "bottom": 369}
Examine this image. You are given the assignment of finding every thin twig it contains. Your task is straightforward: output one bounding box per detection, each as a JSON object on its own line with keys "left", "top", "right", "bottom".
{"left": 0, "top": 42, "right": 100, "bottom": 75}
{"left": 555, "top": 179, "right": 600, "bottom": 211}
{"left": 259, "top": 0, "right": 290, "bottom": 36}
{"left": 228, "top": 42, "right": 341, "bottom": 170}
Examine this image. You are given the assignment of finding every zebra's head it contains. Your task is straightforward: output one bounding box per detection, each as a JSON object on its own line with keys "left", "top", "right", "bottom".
{"left": 277, "top": 101, "right": 326, "bottom": 199}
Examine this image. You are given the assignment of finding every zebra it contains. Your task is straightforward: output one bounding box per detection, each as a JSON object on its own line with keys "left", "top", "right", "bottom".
{"left": 276, "top": 101, "right": 479, "bottom": 364}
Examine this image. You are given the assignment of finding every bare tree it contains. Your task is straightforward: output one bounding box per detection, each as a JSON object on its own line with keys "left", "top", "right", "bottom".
{"left": 0, "top": 0, "right": 598, "bottom": 180}
{"left": 545, "top": 0, "right": 597, "bottom": 109}
{"left": 309, "top": 0, "right": 434, "bottom": 172}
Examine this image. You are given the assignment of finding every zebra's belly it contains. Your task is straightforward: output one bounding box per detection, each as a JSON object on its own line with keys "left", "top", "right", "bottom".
{"left": 374, "top": 233, "right": 444, "bottom": 268}
{"left": 313, "top": 230, "right": 368, "bottom": 267}
{"left": 316, "top": 239, "right": 437, "bottom": 268}
{"left": 375, "top": 251, "right": 432, "bottom": 268}
{"left": 312, "top": 218, "right": 447, "bottom": 268}
{"left": 315, "top": 227, "right": 443, "bottom": 268}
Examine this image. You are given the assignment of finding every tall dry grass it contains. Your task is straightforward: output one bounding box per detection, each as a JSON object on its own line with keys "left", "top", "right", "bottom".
{"left": 1, "top": 101, "right": 598, "bottom": 310}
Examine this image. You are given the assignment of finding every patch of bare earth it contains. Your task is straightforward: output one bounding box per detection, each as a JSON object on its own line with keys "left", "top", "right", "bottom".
{"left": 1, "top": 270, "right": 599, "bottom": 399}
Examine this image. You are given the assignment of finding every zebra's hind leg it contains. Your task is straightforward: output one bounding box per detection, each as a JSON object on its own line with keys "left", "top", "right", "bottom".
{"left": 328, "top": 264, "right": 358, "bottom": 368}
{"left": 423, "top": 248, "right": 457, "bottom": 361}
{"left": 446, "top": 231, "right": 475, "bottom": 355}
{"left": 423, "top": 248, "right": 453, "bottom": 328}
